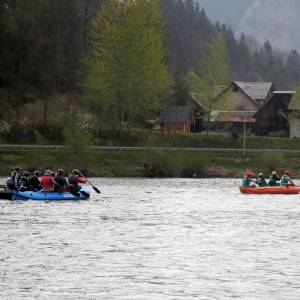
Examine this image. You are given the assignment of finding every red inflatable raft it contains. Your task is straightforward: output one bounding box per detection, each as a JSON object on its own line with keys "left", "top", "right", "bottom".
{"left": 239, "top": 186, "right": 300, "bottom": 194}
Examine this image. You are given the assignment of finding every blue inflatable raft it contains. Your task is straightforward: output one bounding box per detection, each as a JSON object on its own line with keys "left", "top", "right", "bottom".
{"left": 1, "top": 186, "right": 91, "bottom": 201}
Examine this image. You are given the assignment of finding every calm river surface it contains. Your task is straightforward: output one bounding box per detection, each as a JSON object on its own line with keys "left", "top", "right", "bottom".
{"left": 1, "top": 178, "right": 300, "bottom": 299}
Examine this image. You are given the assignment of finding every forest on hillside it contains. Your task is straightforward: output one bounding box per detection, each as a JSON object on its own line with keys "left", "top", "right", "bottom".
{"left": 1, "top": 0, "right": 300, "bottom": 144}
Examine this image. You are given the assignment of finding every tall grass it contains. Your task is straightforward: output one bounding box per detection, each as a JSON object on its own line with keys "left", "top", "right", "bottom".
{"left": 261, "top": 152, "right": 286, "bottom": 173}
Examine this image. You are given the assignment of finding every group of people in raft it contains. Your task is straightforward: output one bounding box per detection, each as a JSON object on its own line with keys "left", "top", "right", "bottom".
{"left": 242, "top": 170, "right": 295, "bottom": 188}
{"left": 6, "top": 168, "right": 86, "bottom": 193}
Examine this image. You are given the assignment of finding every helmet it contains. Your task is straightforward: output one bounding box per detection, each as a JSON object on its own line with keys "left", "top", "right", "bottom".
{"left": 22, "top": 171, "right": 29, "bottom": 177}
{"left": 272, "top": 171, "right": 277, "bottom": 176}
{"left": 72, "top": 169, "right": 80, "bottom": 175}
{"left": 245, "top": 171, "right": 254, "bottom": 177}
{"left": 44, "top": 170, "right": 51, "bottom": 175}
{"left": 57, "top": 169, "right": 64, "bottom": 175}
{"left": 284, "top": 170, "right": 290, "bottom": 175}
{"left": 258, "top": 172, "right": 263, "bottom": 177}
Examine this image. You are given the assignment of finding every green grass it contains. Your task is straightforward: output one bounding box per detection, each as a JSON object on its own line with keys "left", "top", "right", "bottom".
{"left": 1, "top": 148, "right": 300, "bottom": 178}
{"left": 3, "top": 129, "right": 300, "bottom": 150}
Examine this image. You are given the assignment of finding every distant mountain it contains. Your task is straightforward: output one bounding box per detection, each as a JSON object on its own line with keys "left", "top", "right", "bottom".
{"left": 239, "top": 0, "right": 300, "bottom": 51}
{"left": 196, "top": 0, "right": 300, "bottom": 51}
{"left": 196, "top": 0, "right": 253, "bottom": 28}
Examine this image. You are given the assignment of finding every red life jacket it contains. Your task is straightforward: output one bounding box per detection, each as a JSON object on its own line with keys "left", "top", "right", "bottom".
{"left": 41, "top": 175, "right": 54, "bottom": 192}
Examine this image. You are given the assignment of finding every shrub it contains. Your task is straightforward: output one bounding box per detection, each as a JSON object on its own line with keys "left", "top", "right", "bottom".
{"left": 231, "top": 132, "right": 239, "bottom": 140}
{"left": 143, "top": 150, "right": 179, "bottom": 177}
{"left": 180, "top": 155, "right": 208, "bottom": 178}
{"left": 261, "top": 152, "right": 286, "bottom": 173}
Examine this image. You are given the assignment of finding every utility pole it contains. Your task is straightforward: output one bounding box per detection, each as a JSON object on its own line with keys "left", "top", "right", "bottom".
{"left": 243, "top": 121, "right": 246, "bottom": 154}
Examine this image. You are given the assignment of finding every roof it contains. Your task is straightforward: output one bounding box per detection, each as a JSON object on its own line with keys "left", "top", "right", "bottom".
{"left": 234, "top": 81, "right": 273, "bottom": 102}
{"left": 273, "top": 91, "right": 295, "bottom": 94}
{"left": 213, "top": 85, "right": 227, "bottom": 98}
{"left": 211, "top": 111, "right": 256, "bottom": 123}
{"left": 159, "top": 106, "right": 193, "bottom": 123}
{"left": 190, "top": 92, "right": 204, "bottom": 108}
{"left": 191, "top": 87, "right": 228, "bottom": 107}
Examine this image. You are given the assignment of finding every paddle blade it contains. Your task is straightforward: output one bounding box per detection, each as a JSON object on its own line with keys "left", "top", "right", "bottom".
{"left": 80, "top": 190, "right": 90, "bottom": 198}
{"left": 70, "top": 191, "right": 81, "bottom": 197}
{"left": 92, "top": 185, "right": 101, "bottom": 194}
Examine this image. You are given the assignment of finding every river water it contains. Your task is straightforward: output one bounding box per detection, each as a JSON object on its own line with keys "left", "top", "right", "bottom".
{"left": 1, "top": 178, "right": 300, "bottom": 299}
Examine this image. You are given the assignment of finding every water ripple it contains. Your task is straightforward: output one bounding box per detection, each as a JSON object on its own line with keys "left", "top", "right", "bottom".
{"left": 1, "top": 178, "right": 300, "bottom": 299}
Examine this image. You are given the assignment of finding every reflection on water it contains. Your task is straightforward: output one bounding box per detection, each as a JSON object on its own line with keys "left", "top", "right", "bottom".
{"left": 1, "top": 178, "right": 300, "bottom": 299}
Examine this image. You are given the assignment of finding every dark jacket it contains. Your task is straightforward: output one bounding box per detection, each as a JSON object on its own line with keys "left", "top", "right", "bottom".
{"left": 269, "top": 175, "right": 280, "bottom": 186}
{"left": 28, "top": 175, "right": 41, "bottom": 191}
{"left": 53, "top": 175, "right": 68, "bottom": 192}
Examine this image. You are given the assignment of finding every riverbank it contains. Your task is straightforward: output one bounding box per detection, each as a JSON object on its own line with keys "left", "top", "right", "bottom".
{"left": 1, "top": 148, "right": 300, "bottom": 178}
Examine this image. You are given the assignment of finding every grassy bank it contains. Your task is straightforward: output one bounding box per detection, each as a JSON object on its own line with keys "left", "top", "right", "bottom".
{"left": 1, "top": 148, "right": 300, "bottom": 179}
{"left": 99, "top": 131, "right": 300, "bottom": 150}
{"left": 3, "top": 129, "right": 300, "bottom": 149}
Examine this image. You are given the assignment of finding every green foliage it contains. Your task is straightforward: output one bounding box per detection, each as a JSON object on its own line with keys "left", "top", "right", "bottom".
{"left": 261, "top": 152, "right": 286, "bottom": 173}
{"left": 197, "top": 32, "right": 231, "bottom": 101}
{"left": 180, "top": 155, "right": 208, "bottom": 178}
{"left": 143, "top": 150, "right": 178, "bottom": 177}
{"left": 33, "top": 129, "right": 47, "bottom": 145}
{"left": 186, "top": 33, "right": 231, "bottom": 110}
{"left": 83, "top": 0, "right": 169, "bottom": 129}
{"left": 186, "top": 32, "right": 232, "bottom": 132}
{"left": 287, "top": 84, "right": 300, "bottom": 122}
{"left": 2, "top": 147, "right": 300, "bottom": 178}
{"left": 63, "top": 107, "right": 93, "bottom": 169}
{"left": 289, "top": 85, "right": 300, "bottom": 109}
{"left": 1, "top": 0, "right": 300, "bottom": 143}
{"left": 142, "top": 150, "right": 208, "bottom": 177}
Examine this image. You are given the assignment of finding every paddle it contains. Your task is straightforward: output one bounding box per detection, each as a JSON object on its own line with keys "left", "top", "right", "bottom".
{"left": 288, "top": 177, "right": 296, "bottom": 186}
{"left": 77, "top": 170, "right": 101, "bottom": 194}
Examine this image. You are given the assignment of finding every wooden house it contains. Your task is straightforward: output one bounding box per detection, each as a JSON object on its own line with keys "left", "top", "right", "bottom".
{"left": 154, "top": 106, "right": 195, "bottom": 133}
{"left": 207, "top": 81, "right": 294, "bottom": 135}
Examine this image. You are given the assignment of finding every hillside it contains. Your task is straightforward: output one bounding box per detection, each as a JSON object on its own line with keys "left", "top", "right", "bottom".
{"left": 240, "top": 0, "right": 300, "bottom": 51}
{"left": 196, "top": 0, "right": 252, "bottom": 28}
{"left": 197, "top": 0, "right": 300, "bottom": 51}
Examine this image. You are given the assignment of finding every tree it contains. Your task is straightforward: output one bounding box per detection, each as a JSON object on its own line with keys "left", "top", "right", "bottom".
{"left": 186, "top": 32, "right": 231, "bottom": 132}
{"left": 83, "top": 0, "right": 169, "bottom": 133}
{"left": 63, "top": 106, "right": 93, "bottom": 170}
{"left": 286, "top": 50, "right": 300, "bottom": 85}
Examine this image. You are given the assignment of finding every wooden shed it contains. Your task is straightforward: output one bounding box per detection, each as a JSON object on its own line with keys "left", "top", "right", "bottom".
{"left": 155, "top": 106, "right": 195, "bottom": 133}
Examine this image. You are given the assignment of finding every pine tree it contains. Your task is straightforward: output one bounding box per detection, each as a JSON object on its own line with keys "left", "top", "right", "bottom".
{"left": 286, "top": 50, "right": 300, "bottom": 85}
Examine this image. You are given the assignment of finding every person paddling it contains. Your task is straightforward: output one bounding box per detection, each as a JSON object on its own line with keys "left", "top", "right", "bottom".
{"left": 19, "top": 171, "right": 30, "bottom": 191}
{"left": 7, "top": 168, "right": 22, "bottom": 190}
{"left": 54, "top": 169, "right": 68, "bottom": 193}
{"left": 256, "top": 172, "right": 267, "bottom": 187}
{"left": 280, "top": 171, "right": 295, "bottom": 186}
{"left": 41, "top": 170, "right": 55, "bottom": 192}
{"left": 268, "top": 171, "right": 280, "bottom": 186}
{"left": 28, "top": 171, "right": 41, "bottom": 191}
{"left": 242, "top": 171, "right": 256, "bottom": 187}
{"left": 67, "top": 169, "right": 86, "bottom": 192}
